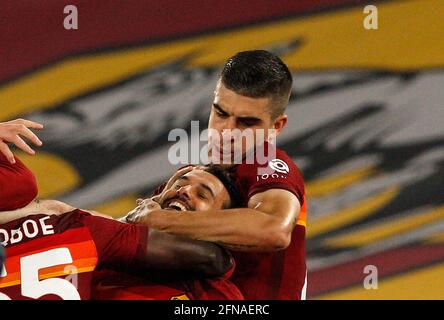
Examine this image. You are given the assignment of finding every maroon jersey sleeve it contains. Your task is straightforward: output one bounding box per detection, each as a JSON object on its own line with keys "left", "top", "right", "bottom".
{"left": 0, "top": 153, "right": 38, "bottom": 211}
{"left": 235, "top": 143, "right": 305, "bottom": 206}
{"left": 79, "top": 211, "right": 149, "bottom": 271}
{"left": 185, "top": 257, "right": 244, "bottom": 300}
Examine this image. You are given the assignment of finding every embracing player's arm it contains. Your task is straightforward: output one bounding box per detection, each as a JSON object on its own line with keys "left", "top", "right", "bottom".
{"left": 85, "top": 214, "right": 233, "bottom": 278}
{"left": 144, "top": 229, "right": 233, "bottom": 277}
{"left": 128, "top": 190, "right": 300, "bottom": 252}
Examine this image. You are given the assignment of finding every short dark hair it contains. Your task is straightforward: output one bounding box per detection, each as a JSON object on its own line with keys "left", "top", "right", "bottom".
{"left": 220, "top": 50, "right": 293, "bottom": 119}
{"left": 204, "top": 165, "right": 243, "bottom": 209}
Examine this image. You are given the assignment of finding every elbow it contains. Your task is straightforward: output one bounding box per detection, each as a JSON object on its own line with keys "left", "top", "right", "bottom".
{"left": 265, "top": 225, "right": 292, "bottom": 251}
{"left": 202, "top": 247, "right": 233, "bottom": 278}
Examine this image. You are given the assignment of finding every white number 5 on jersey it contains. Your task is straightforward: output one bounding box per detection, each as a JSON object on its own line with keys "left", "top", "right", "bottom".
{"left": 0, "top": 248, "right": 80, "bottom": 300}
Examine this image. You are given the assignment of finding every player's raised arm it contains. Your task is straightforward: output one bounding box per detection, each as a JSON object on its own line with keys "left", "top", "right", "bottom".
{"left": 0, "top": 119, "right": 43, "bottom": 212}
{"left": 0, "top": 119, "right": 43, "bottom": 163}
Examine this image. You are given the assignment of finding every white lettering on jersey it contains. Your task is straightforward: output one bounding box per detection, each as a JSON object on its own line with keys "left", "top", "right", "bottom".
{"left": 0, "top": 217, "right": 55, "bottom": 247}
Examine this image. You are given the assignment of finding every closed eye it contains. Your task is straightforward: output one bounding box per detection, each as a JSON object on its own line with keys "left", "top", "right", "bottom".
{"left": 239, "top": 118, "right": 261, "bottom": 127}
{"left": 199, "top": 183, "right": 214, "bottom": 201}
{"left": 213, "top": 103, "right": 229, "bottom": 118}
{"left": 216, "top": 110, "right": 229, "bottom": 118}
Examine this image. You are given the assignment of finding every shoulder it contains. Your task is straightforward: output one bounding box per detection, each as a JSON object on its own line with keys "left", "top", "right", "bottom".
{"left": 272, "top": 147, "right": 303, "bottom": 177}
{"left": 238, "top": 143, "right": 303, "bottom": 177}
{"left": 235, "top": 143, "right": 305, "bottom": 205}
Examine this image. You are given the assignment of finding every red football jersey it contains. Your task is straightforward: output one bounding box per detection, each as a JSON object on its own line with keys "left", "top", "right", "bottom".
{"left": 91, "top": 262, "right": 243, "bottom": 300}
{"left": 0, "top": 210, "right": 148, "bottom": 300}
{"left": 92, "top": 271, "right": 195, "bottom": 300}
{"left": 0, "top": 153, "right": 38, "bottom": 211}
{"left": 186, "top": 261, "right": 243, "bottom": 300}
{"left": 230, "top": 142, "right": 307, "bottom": 300}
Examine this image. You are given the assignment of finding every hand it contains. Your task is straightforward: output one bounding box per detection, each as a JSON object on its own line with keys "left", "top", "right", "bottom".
{"left": 154, "top": 165, "right": 195, "bottom": 199}
{"left": 0, "top": 118, "right": 44, "bottom": 164}
{"left": 164, "top": 165, "right": 194, "bottom": 191}
{"left": 125, "top": 197, "right": 162, "bottom": 224}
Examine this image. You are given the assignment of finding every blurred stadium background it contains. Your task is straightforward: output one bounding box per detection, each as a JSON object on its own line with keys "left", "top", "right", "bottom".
{"left": 1, "top": 0, "right": 443, "bottom": 299}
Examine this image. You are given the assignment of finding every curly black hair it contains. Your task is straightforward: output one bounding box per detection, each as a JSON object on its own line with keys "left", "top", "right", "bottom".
{"left": 203, "top": 165, "right": 243, "bottom": 209}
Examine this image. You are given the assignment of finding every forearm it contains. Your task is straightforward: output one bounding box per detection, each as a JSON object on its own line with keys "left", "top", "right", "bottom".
{"left": 141, "top": 229, "right": 233, "bottom": 278}
{"left": 143, "top": 208, "right": 288, "bottom": 252}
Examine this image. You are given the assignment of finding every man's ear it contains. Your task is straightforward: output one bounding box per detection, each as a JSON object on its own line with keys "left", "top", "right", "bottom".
{"left": 273, "top": 114, "right": 288, "bottom": 136}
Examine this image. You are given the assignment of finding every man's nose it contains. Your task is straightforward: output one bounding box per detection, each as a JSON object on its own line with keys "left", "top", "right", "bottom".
{"left": 222, "top": 120, "right": 237, "bottom": 140}
{"left": 222, "top": 117, "right": 237, "bottom": 131}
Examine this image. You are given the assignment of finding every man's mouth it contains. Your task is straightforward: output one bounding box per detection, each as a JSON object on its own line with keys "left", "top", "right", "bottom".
{"left": 164, "top": 199, "right": 191, "bottom": 211}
